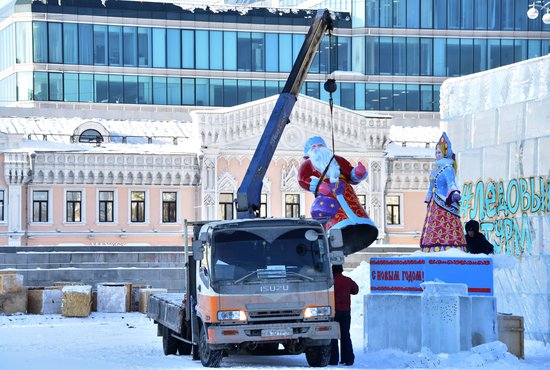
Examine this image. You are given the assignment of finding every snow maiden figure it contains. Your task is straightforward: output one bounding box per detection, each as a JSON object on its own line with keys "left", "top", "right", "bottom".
{"left": 298, "top": 136, "right": 378, "bottom": 255}
{"left": 420, "top": 132, "right": 467, "bottom": 252}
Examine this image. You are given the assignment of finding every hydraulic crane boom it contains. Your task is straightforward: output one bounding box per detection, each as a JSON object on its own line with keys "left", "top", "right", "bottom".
{"left": 236, "top": 8, "right": 334, "bottom": 219}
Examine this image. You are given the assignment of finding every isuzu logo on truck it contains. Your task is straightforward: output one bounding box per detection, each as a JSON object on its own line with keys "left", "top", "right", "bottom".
{"left": 260, "top": 284, "right": 289, "bottom": 293}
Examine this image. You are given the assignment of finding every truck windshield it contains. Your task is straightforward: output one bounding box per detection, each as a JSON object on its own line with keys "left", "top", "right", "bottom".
{"left": 211, "top": 227, "right": 329, "bottom": 283}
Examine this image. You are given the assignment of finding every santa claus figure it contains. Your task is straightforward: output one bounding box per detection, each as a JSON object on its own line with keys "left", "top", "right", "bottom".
{"left": 298, "top": 136, "right": 378, "bottom": 254}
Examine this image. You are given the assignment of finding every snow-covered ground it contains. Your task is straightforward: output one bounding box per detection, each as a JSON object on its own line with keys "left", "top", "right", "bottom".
{"left": 1, "top": 262, "right": 550, "bottom": 369}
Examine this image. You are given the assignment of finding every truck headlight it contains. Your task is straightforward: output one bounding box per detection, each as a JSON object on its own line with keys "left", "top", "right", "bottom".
{"left": 304, "top": 306, "right": 331, "bottom": 318}
{"left": 217, "top": 310, "right": 247, "bottom": 322}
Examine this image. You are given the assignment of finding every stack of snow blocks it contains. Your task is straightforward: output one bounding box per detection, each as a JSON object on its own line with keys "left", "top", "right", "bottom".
{"left": 27, "top": 286, "right": 63, "bottom": 314}
{"left": 0, "top": 272, "right": 27, "bottom": 314}
{"left": 365, "top": 255, "right": 497, "bottom": 354}
{"left": 61, "top": 285, "right": 92, "bottom": 317}
{"left": 97, "top": 282, "right": 132, "bottom": 313}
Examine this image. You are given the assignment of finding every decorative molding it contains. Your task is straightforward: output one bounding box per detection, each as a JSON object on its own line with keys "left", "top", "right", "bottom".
{"left": 6, "top": 152, "right": 200, "bottom": 186}
{"left": 386, "top": 158, "right": 432, "bottom": 191}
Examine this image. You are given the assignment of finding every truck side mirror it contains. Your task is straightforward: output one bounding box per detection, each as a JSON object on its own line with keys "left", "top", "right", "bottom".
{"left": 327, "top": 228, "right": 343, "bottom": 249}
{"left": 327, "top": 228, "right": 344, "bottom": 264}
{"left": 192, "top": 240, "right": 203, "bottom": 261}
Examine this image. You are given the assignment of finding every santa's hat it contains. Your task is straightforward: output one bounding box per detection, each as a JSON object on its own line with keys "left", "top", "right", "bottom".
{"left": 304, "top": 136, "right": 327, "bottom": 157}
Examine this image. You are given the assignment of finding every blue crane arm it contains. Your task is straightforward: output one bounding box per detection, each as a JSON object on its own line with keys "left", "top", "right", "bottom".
{"left": 236, "top": 9, "right": 334, "bottom": 219}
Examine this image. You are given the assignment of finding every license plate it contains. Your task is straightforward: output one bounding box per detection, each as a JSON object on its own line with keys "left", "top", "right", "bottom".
{"left": 261, "top": 328, "right": 293, "bottom": 337}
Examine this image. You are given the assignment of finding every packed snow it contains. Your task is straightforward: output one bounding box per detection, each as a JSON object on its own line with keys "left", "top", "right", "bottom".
{"left": 1, "top": 261, "right": 550, "bottom": 370}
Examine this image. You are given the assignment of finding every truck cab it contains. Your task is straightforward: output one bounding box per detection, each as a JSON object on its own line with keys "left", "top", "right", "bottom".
{"left": 191, "top": 218, "right": 340, "bottom": 367}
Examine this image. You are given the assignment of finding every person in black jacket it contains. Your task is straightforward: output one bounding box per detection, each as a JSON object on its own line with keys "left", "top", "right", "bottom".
{"left": 465, "top": 220, "right": 494, "bottom": 254}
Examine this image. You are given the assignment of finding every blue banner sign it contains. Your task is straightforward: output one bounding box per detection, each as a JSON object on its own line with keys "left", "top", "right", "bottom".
{"left": 370, "top": 256, "right": 493, "bottom": 296}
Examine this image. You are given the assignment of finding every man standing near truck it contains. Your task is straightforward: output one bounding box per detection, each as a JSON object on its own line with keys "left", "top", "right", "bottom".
{"left": 330, "top": 264, "right": 359, "bottom": 366}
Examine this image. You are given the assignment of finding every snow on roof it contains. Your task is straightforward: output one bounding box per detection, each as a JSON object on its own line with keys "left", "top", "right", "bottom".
{"left": 0, "top": 116, "right": 201, "bottom": 155}
{"left": 386, "top": 125, "right": 441, "bottom": 158}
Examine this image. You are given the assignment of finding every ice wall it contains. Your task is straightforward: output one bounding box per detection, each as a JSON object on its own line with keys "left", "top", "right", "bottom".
{"left": 494, "top": 255, "right": 550, "bottom": 343}
{"left": 439, "top": 55, "right": 550, "bottom": 343}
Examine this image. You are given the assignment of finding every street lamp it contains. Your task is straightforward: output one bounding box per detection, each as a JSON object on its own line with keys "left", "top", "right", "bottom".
{"left": 527, "top": 1, "right": 550, "bottom": 24}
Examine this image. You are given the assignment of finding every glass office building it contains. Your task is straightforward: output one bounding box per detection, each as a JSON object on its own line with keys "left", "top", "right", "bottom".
{"left": 1, "top": 0, "right": 550, "bottom": 117}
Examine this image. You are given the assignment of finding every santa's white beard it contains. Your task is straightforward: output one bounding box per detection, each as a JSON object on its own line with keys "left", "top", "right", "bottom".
{"left": 309, "top": 146, "right": 341, "bottom": 183}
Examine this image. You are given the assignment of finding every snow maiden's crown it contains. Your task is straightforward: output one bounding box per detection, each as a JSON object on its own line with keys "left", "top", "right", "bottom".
{"left": 437, "top": 132, "right": 453, "bottom": 158}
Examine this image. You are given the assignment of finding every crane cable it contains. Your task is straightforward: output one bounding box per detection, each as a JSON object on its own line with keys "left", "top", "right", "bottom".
{"left": 314, "top": 29, "right": 338, "bottom": 198}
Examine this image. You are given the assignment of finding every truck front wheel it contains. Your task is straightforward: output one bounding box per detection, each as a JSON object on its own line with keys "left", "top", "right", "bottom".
{"left": 305, "top": 344, "right": 332, "bottom": 367}
{"left": 199, "top": 325, "right": 223, "bottom": 367}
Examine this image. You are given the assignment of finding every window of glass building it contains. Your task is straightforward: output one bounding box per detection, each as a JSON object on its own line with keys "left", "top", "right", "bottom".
{"left": 265, "top": 33, "right": 278, "bottom": 72}
{"left": 460, "top": 38, "right": 474, "bottom": 75}
{"left": 365, "top": 83, "right": 379, "bottom": 110}
{"left": 210, "top": 31, "right": 223, "bottom": 70}
{"left": 16, "top": 22, "right": 32, "bottom": 64}
{"left": 279, "top": 34, "right": 292, "bottom": 72}
{"left": 33, "top": 72, "right": 48, "bottom": 101}
{"left": 109, "top": 75, "right": 123, "bottom": 103}
{"left": 79, "top": 74, "right": 93, "bottom": 102}
{"left": 123, "top": 27, "right": 137, "bottom": 66}
{"left": 131, "top": 191, "right": 146, "bottom": 223}
{"left": 210, "top": 78, "right": 223, "bottom": 106}
{"left": 419, "top": 85, "right": 431, "bottom": 110}
{"left": 223, "top": 31, "right": 237, "bottom": 71}
{"left": 337, "top": 36, "right": 351, "bottom": 71}
{"left": 66, "top": 191, "right": 82, "bottom": 223}
{"left": 79, "top": 24, "right": 93, "bottom": 65}
{"left": 138, "top": 76, "right": 152, "bottom": 104}
{"left": 108, "top": 26, "right": 122, "bottom": 66}
{"left": 167, "top": 29, "right": 181, "bottom": 69}
{"left": 446, "top": 38, "right": 460, "bottom": 76}
{"left": 17, "top": 72, "right": 33, "bottom": 101}
{"left": 406, "top": 38, "right": 420, "bottom": 76}
{"left": 167, "top": 77, "right": 181, "bottom": 105}
{"left": 93, "top": 25, "right": 107, "bottom": 65}
{"left": 99, "top": 191, "right": 114, "bottom": 222}
{"left": 237, "top": 80, "right": 251, "bottom": 105}
{"left": 386, "top": 195, "right": 401, "bottom": 225}
{"left": 162, "top": 192, "right": 177, "bottom": 223}
{"left": 237, "top": 32, "right": 251, "bottom": 71}
{"left": 138, "top": 27, "right": 152, "bottom": 67}
{"left": 153, "top": 76, "right": 167, "bottom": 105}
{"left": 219, "top": 193, "right": 234, "bottom": 220}
{"left": 124, "top": 75, "right": 138, "bottom": 104}
{"left": 196, "top": 30, "right": 209, "bottom": 70}
{"left": 182, "top": 78, "right": 195, "bottom": 105}
{"left": 49, "top": 73, "right": 63, "bottom": 101}
{"left": 407, "top": 84, "right": 420, "bottom": 111}
{"left": 0, "top": 190, "right": 4, "bottom": 221}
{"left": 182, "top": 30, "right": 194, "bottom": 69}
{"left": 393, "top": 84, "right": 406, "bottom": 111}
{"left": 393, "top": 37, "right": 406, "bottom": 76}
{"left": 152, "top": 28, "right": 166, "bottom": 68}
{"left": 33, "top": 190, "right": 49, "bottom": 223}
{"left": 251, "top": 32, "right": 264, "bottom": 72}
{"left": 63, "top": 23, "right": 78, "bottom": 65}
{"left": 196, "top": 78, "right": 209, "bottom": 106}
{"left": 94, "top": 74, "right": 109, "bottom": 103}
{"left": 33, "top": 22, "right": 47, "bottom": 63}
{"left": 420, "top": 38, "right": 433, "bottom": 76}
{"left": 251, "top": 80, "right": 265, "bottom": 101}
{"left": 47, "top": 22, "right": 62, "bottom": 64}
{"left": 285, "top": 194, "right": 300, "bottom": 218}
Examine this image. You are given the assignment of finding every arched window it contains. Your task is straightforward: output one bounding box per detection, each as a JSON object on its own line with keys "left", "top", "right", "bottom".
{"left": 79, "top": 129, "right": 103, "bottom": 143}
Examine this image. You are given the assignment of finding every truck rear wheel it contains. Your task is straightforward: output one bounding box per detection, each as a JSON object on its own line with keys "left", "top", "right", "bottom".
{"left": 162, "top": 326, "right": 179, "bottom": 356}
{"left": 199, "top": 325, "right": 223, "bottom": 367}
{"left": 305, "top": 344, "right": 331, "bottom": 367}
